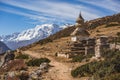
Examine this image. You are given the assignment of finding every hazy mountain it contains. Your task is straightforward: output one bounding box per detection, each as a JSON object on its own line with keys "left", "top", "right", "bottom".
{"left": 0, "top": 41, "right": 10, "bottom": 54}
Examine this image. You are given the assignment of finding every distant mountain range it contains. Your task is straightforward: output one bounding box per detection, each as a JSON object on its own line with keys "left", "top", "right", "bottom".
{"left": 0, "top": 41, "right": 10, "bottom": 54}
{"left": 0, "top": 24, "right": 69, "bottom": 50}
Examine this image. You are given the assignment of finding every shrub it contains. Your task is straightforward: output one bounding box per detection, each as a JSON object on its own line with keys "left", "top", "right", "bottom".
{"left": 26, "top": 58, "right": 50, "bottom": 66}
{"left": 116, "top": 32, "right": 120, "bottom": 43}
{"left": 39, "top": 38, "right": 53, "bottom": 45}
{"left": 19, "top": 72, "right": 29, "bottom": 80}
{"left": 0, "top": 59, "right": 27, "bottom": 74}
{"left": 71, "top": 54, "right": 85, "bottom": 62}
{"left": 71, "top": 54, "right": 94, "bottom": 62}
{"left": 96, "top": 30, "right": 100, "bottom": 32}
{"left": 71, "top": 63, "right": 91, "bottom": 77}
{"left": 71, "top": 61, "right": 114, "bottom": 78}
{"left": 103, "top": 73, "right": 120, "bottom": 80}
{"left": 101, "top": 50, "right": 115, "bottom": 59}
{"left": 71, "top": 50, "right": 120, "bottom": 79}
{"left": 85, "top": 53, "right": 94, "bottom": 59}
{"left": 117, "top": 32, "right": 120, "bottom": 37}
{"left": 16, "top": 54, "right": 29, "bottom": 59}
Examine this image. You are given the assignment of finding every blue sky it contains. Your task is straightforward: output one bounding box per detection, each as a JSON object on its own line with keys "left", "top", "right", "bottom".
{"left": 0, "top": 0, "right": 120, "bottom": 36}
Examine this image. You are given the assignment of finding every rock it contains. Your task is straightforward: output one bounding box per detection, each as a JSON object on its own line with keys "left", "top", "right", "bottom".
{"left": 7, "top": 71, "right": 15, "bottom": 77}
{"left": 30, "top": 72, "right": 38, "bottom": 80}
{"left": 4, "top": 71, "right": 19, "bottom": 80}
{"left": 5, "top": 51, "right": 15, "bottom": 62}
{"left": 28, "top": 63, "right": 50, "bottom": 80}
{"left": 39, "top": 62, "right": 49, "bottom": 70}
{"left": 19, "top": 71, "right": 29, "bottom": 80}
{"left": 35, "top": 70, "right": 42, "bottom": 76}
{"left": 81, "top": 58, "right": 88, "bottom": 62}
{"left": 0, "top": 75, "right": 3, "bottom": 80}
{"left": 20, "top": 70, "right": 28, "bottom": 74}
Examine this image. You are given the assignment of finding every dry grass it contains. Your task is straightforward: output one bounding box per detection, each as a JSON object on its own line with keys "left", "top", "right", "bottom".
{"left": 89, "top": 24, "right": 120, "bottom": 37}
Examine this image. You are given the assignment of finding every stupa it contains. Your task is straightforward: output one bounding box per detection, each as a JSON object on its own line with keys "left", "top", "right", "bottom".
{"left": 71, "top": 12, "right": 89, "bottom": 42}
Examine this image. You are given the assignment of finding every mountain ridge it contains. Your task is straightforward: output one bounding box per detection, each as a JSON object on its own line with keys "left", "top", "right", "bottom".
{"left": 0, "top": 24, "right": 69, "bottom": 50}
{"left": 86, "top": 13, "right": 120, "bottom": 29}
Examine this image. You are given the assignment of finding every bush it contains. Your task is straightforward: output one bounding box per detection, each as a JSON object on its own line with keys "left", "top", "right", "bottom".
{"left": 101, "top": 50, "right": 115, "bottom": 59}
{"left": 117, "top": 32, "right": 120, "bottom": 37}
{"left": 16, "top": 54, "right": 29, "bottom": 59}
{"left": 71, "top": 61, "right": 114, "bottom": 78}
{"left": 71, "top": 63, "right": 91, "bottom": 77}
{"left": 26, "top": 58, "right": 50, "bottom": 66}
{"left": 19, "top": 72, "right": 29, "bottom": 80}
{"left": 37, "top": 26, "right": 75, "bottom": 45}
{"left": 85, "top": 53, "right": 94, "bottom": 59}
{"left": 71, "top": 50, "right": 120, "bottom": 79}
{"left": 96, "top": 30, "right": 100, "bottom": 32}
{"left": 71, "top": 54, "right": 94, "bottom": 62}
{"left": 39, "top": 38, "right": 53, "bottom": 45}
{"left": 71, "top": 54, "right": 85, "bottom": 62}
{"left": 103, "top": 73, "right": 120, "bottom": 80}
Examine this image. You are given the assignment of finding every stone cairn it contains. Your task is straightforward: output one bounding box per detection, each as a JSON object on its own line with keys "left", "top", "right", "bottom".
{"left": 95, "top": 36, "right": 109, "bottom": 58}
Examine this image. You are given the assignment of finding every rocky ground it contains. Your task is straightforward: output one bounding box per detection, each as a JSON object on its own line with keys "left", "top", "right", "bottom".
{"left": 0, "top": 59, "right": 50, "bottom": 80}
{"left": 24, "top": 50, "right": 89, "bottom": 80}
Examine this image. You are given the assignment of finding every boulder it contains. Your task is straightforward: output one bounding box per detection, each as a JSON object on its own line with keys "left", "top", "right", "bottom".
{"left": 29, "top": 72, "right": 38, "bottom": 80}
{"left": 39, "top": 62, "right": 49, "bottom": 70}
{"left": 5, "top": 53, "right": 15, "bottom": 62}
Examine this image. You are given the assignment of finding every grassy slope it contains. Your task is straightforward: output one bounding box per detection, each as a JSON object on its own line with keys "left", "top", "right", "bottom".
{"left": 20, "top": 13, "right": 120, "bottom": 51}
{"left": 17, "top": 13, "right": 120, "bottom": 80}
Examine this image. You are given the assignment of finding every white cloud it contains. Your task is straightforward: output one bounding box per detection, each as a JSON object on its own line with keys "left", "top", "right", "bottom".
{"left": 1, "top": 0, "right": 117, "bottom": 24}
{"left": 0, "top": 7, "right": 48, "bottom": 21}
{"left": 78, "top": 0, "right": 120, "bottom": 13}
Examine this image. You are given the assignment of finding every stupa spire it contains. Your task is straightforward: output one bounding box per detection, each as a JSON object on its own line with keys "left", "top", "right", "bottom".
{"left": 76, "top": 12, "right": 84, "bottom": 24}
{"left": 79, "top": 12, "right": 84, "bottom": 20}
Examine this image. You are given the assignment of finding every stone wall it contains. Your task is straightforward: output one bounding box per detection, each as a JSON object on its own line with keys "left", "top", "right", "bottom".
{"left": 57, "top": 36, "right": 112, "bottom": 58}
{"left": 57, "top": 52, "right": 69, "bottom": 58}
{"left": 110, "top": 43, "right": 120, "bottom": 50}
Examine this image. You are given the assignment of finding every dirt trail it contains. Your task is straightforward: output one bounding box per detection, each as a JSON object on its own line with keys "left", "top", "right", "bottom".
{"left": 24, "top": 51, "right": 79, "bottom": 80}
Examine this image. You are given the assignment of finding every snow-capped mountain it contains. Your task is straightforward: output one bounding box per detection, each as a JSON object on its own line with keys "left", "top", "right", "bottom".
{"left": 15, "top": 24, "right": 62, "bottom": 41}
{"left": 1, "top": 32, "right": 19, "bottom": 42}
{"left": 0, "top": 24, "right": 68, "bottom": 50}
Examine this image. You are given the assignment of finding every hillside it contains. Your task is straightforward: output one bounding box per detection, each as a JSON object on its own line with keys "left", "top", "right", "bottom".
{"left": 0, "top": 13, "right": 120, "bottom": 80}
{"left": 19, "top": 13, "right": 120, "bottom": 80}
{"left": 20, "top": 13, "right": 120, "bottom": 51}
{"left": 20, "top": 25, "right": 76, "bottom": 50}
{"left": 89, "top": 22, "right": 120, "bottom": 37}
{"left": 23, "top": 37, "right": 88, "bottom": 80}
{"left": 86, "top": 13, "right": 120, "bottom": 29}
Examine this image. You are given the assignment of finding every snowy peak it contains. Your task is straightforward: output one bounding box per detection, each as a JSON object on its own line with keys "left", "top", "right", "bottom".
{"left": 0, "top": 32, "right": 19, "bottom": 42}
{"left": 15, "top": 24, "right": 61, "bottom": 41}
{"left": 0, "top": 23, "right": 69, "bottom": 50}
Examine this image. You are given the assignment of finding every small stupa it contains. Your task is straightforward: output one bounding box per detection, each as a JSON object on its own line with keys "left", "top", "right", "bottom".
{"left": 71, "top": 12, "right": 89, "bottom": 42}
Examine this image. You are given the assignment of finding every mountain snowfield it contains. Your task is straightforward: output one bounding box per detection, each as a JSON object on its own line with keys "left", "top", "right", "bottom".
{"left": 0, "top": 24, "right": 69, "bottom": 50}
